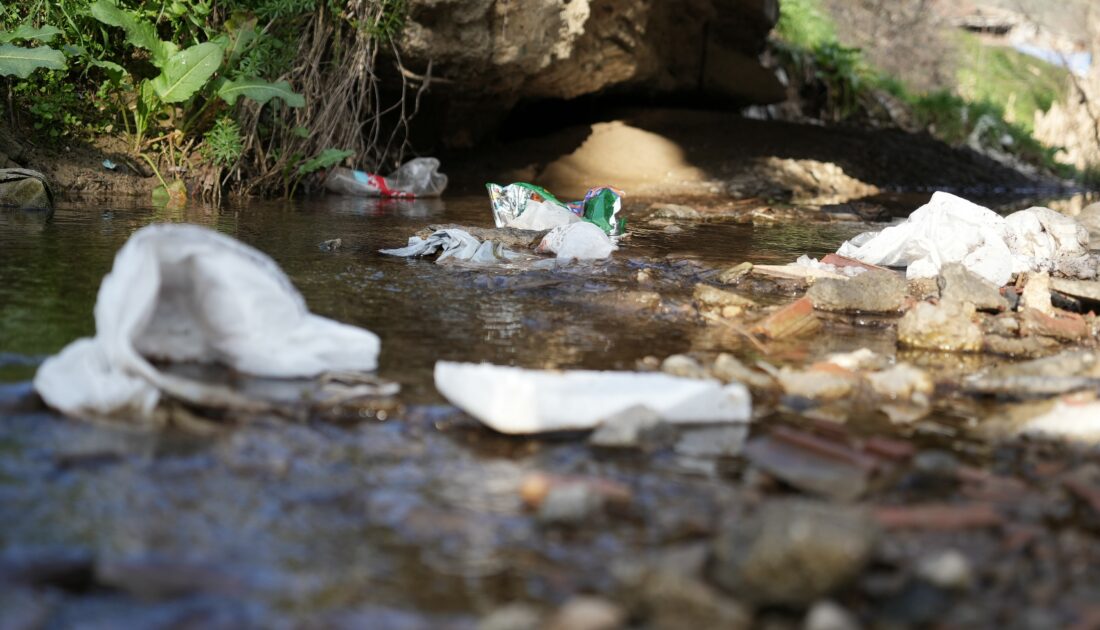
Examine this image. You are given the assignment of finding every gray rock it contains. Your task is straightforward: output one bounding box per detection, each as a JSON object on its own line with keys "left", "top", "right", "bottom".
{"left": 1078, "top": 202, "right": 1100, "bottom": 248}
{"left": 620, "top": 566, "right": 751, "bottom": 630}
{"left": 804, "top": 600, "right": 862, "bottom": 630}
{"left": 0, "top": 169, "right": 52, "bottom": 210}
{"left": 661, "top": 354, "right": 711, "bottom": 380}
{"left": 710, "top": 500, "right": 879, "bottom": 606}
{"left": 537, "top": 483, "right": 604, "bottom": 526}
{"left": 590, "top": 405, "right": 676, "bottom": 452}
{"left": 478, "top": 603, "right": 543, "bottom": 630}
{"left": 897, "top": 300, "right": 983, "bottom": 352}
{"left": 916, "top": 549, "right": 972, "bottom": 590}
{"left": 543, "top": 596, "right": 625, "bottom": 630}
{"left": 807, "top": 270, "right": 906, "bottom": 313}
{"left": 938, "top": 263, "right": 1007, "bottom": 311}
{"left": 647, "top": 203, "right": 703, "bottom": 220}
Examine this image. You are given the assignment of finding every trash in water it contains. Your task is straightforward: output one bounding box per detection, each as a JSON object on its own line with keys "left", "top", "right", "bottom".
{"left": 535, "top": 222, "right": 618, "bottom": 260}
{"left": 433, "top": 361, "right": 751, "bottom": 434}
{"left": 381, "top": 223, "right": 616, "bottom": 263}
{"left": 380, "top": 228, "right": 533, "bottom": 264}
{"left": 324, "top": 157, "right": 447, "bottom": 198}
{"left": 487, "top": 182, "right": 625, "bottom": 236}
{"left": 836, "top": 191, "right": 1092, "bottom": 286}
{"left": 34, "top": 224, "right": 380, "bottom": 420}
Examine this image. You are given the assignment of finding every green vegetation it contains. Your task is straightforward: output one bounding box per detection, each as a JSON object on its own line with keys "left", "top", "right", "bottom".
{"left": 773, "top": 0, "right": 1075, "bottom": 178}
{"left": 955, "top": 32, "right": 1068, "bottom": 133}
{"left": 0, "top": 0, "right": 411, "bottom": 200}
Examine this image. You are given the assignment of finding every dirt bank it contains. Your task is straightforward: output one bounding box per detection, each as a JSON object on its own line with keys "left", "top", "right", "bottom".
{"left": 444, "top": 108, "right": 1065, "bottom": 201}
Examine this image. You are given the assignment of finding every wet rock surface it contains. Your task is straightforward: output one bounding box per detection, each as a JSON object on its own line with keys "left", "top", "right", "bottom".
{"left": 710, "top": 500, "right": 879, "bottom": 606}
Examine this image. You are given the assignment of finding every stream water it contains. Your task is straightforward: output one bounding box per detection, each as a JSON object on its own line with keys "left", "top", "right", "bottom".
{"left": 1, "top": 193, "right": 1097, "bottom": 627}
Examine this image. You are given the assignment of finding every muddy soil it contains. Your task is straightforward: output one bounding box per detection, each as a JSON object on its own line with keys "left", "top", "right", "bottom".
{"left": 3, "top": 192, "right": 1100, "bottom": 628}
{"left": 443, "top": 108, "right": 1063, "bottom": 201}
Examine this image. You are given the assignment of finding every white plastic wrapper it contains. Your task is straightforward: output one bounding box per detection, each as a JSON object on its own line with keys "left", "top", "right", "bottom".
{"left": 380, "top": 228, "right": 529, "bottom": 264}
{"left": 536, "top": 222, "right": 617, "bottom": 260}
{"left": 324, "top": 157, "right": 447, "bottom": 198}
{"left": 837, "top": 192, "right": 1089, "bottom": 286}
{"left": 434, "top": 361, "right": 751, "bottom": 434}
{"left": 34, "top": 224, "right": 380, "bottom": 420}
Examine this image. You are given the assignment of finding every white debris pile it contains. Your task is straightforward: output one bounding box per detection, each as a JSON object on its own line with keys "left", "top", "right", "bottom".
{"left": 794, "top": 255, "right": 867, "bottom": 278}
{"left": 434, "top": 361, "right": 751, "bottom": 434}
{"left": 34, "top": 224, "right": 380, "bottom": 420}
{"left": 837, "top": 191, "right": 1092, "bottom": 286}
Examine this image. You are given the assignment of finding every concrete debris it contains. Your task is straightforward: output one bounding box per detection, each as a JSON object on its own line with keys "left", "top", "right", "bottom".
{"left": 808, "top": 269, "right": 907, "bottom": 313}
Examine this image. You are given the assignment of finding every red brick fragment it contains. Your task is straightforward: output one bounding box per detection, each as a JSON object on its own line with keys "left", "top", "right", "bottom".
{"left": 752, "top": 297, "right": 820, "bottom": 340}
{"left": 770, "top": 426, "right": 881, "bottom": 472}
{"left": 861, "top": 436, "right": 916, "bottom": 461}
{"left": 820, "top": 254, "right": 889, "bottom": 272}
{"left": 1063, "top": 477, "right": 1100, "bottom": 515}
{"left": 1019, "top": 308, "right": 1088, "bottom": 340}
{"left": 873, "top": 503, "right": 1003, "bottom": 530}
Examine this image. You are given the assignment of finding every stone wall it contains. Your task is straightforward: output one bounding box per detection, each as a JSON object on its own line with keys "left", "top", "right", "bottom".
{"left": 398, "top": 0, "right": 782, "bottom": 143}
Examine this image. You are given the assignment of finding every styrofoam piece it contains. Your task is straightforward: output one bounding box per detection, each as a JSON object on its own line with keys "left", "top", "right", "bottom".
{"left": 434, "top": 361, "right": 751, "bottom": 434}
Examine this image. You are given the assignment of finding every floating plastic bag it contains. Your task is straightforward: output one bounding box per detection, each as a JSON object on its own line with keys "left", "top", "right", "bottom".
{"left": 324, "top": 157, "right": 447, "bottom": 198}
{"left": 434, "top": 361, "right": 751, "bottom": 434}
{"left": 487, "top": 182, "right": 625, "bottom": 236}
{"left": 536, "top": 222, "right": 618, "bottom": 260}
{"left": 836, "top": 191, "right": 1090, "bottom": 286}
{"left": 380, "top": 228, "right": 530, "bottom": 264}
{"left": 34, "top": 224, "right": 380, "bottom": 420}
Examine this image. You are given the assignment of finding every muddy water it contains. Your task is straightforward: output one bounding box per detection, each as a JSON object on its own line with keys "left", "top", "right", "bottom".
{"left": 2, "top": 194, "right": 1095, "bottom": 627}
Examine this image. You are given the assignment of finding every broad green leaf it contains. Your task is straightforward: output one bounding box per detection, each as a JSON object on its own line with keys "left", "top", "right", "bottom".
{"left": 218, "top": 78, "right": 304, "bottom": 107}
{"left": 90, "top": 58, "right": 126, "bottom": 84}
{"left": 0, "top": 44, "right": 66, "bottom": 78}
{"left": 0, "top": 25, "right": 62, "bottom": 44}
{"left": 149, "top": 42, "right": 223, "bottom": 103}
{"left": 298, "top": 149, "right": 354, "bottom": 175}
{"left": 89, "top": 0, "right": 177, "bottom": 68}
{"left": 218, "top": 13, "right": 257, "bottom": 70}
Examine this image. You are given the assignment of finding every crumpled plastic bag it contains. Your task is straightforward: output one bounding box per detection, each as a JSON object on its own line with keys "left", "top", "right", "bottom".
{"left": 487, "top": 182, "right": 625, "bottom": 235}
{"left": 536, "top": 222, "right": 618, "bottom": 260}
{"left": 837, "top": 191, "right": 1090, "bottom": 286}
{"left": 34, "top": 224, "right": 380, "bottom": 420}
{"left": 380, "top": 228, "right": 530, "bottom": 264}
{"left": 324, "top": 157, "right": 447, "bottom": 198}
{"left": 434, "top": 361, "right": 751, "bottom": 434}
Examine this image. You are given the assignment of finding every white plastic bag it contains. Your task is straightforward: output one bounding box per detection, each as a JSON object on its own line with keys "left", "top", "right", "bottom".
{"left": 34, "top": 224, "right": 380, "bottom": 420}
{"left": 434, "top": 361, "right": 751, "bottom": 434}
{"left": 837, "top": 192, "right": 1091, "bottom": 286}
{"left": 324, "top": 157, "right": 447, "bottom": 198}
{"left": 536, "top": 222, "right": 617, "bottom": 260}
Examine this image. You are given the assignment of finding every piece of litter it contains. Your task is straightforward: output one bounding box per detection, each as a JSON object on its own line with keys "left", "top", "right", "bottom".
{"left": 34, "top": 224, "right": 380, "bottom": 420}
{"left": 433, "top": 361, "right": 751, "bottom": 434}
{"left": 380, "top": 228, "right": 531, "bottom": 264}
{"left": 536, "top": 222, "right": 618, "bottom": 260}
{"left": 324, "top": 157, "right": 447, "bottom": 198}
{"left": 836, "top": 191, "right": 1091, "bottom": 286}
{"left": 102, "top": 159, "right": 117, "bottom": 171}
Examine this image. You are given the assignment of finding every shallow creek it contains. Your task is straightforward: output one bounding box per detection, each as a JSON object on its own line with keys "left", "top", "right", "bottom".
{"left": 2, "top": 193, "right": 1098, "bottom": 628}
